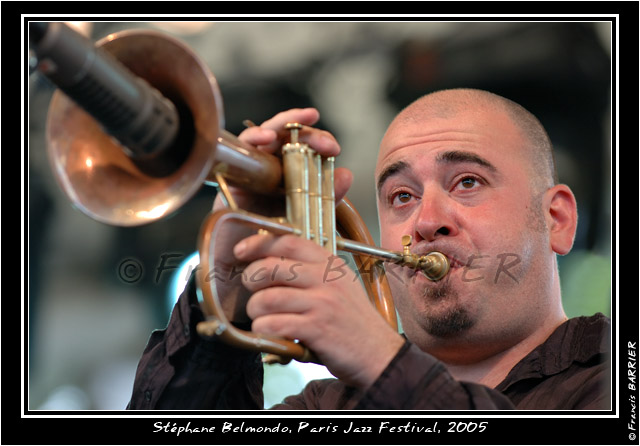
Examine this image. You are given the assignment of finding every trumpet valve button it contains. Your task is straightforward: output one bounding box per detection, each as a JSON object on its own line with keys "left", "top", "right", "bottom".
{"left": 285, "top": 122, "right": 303, "bottom": 144}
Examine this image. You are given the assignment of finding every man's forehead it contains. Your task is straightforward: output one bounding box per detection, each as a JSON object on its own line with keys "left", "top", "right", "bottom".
{"left": 376, "top": 105, "right": 524, "bottom": 171}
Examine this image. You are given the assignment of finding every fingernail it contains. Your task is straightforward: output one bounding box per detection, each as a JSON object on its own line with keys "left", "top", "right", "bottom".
{"left": 234, "top": 241, "right": 246, "bottom": 257}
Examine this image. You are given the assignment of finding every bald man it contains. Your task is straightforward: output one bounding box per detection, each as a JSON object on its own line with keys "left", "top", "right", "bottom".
{"left": 128, "top": 89, "right": 610, "bottom": 410}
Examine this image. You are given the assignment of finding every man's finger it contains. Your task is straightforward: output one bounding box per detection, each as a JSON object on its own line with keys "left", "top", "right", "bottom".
{"left": 234, "top": 233, "right": 327, "bottom": 264}
{"left": 260, "top": 107, "right": 320, "bottom": 131}
{"left": 334, "top": 167, "right": 353, "bottom": 204}
{"left": 246, "top": 287, "right": 312, "bottom": 320}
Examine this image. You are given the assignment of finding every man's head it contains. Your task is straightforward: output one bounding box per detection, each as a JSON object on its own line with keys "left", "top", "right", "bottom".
{"left": 375, "top": 88, "right": 577, "bottom": 364}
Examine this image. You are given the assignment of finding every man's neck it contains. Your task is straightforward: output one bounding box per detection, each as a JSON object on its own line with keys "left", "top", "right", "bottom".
{"left": 444, "top": 315, "right": 568, "bottom": 388}
{"left": 445, "top": 343, "right": 533, "bottom": 388}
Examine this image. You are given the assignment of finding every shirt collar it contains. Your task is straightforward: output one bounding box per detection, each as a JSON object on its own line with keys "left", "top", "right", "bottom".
{"left": 496, "top": 313, "right": 610, "bottom": 392}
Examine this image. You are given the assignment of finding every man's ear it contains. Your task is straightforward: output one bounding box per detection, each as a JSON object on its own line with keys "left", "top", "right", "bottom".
{"left": 544, "top": 184, "right": 578, "bottom": 255}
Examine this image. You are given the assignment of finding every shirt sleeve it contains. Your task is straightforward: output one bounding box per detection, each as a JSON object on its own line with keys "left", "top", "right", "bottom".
{"left": 355, "top": 340, "right": 515, "bottom": 410}
{"left": 126, "top": 273, "right": 264, "bottom": 410}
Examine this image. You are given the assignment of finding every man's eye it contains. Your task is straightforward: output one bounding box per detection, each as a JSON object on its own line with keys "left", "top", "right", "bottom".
{"left": 455, "top": 176, "right": 482, "bottom": 190}
{"left": 390, "top": 191, "right": 414, "bottom": 206}
{"left": 461, "top": 177, "right": 477, "bottom": 188}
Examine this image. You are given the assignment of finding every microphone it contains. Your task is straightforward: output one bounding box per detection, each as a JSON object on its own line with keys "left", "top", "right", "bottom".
{"left": 29, "top": 22, "right": 184, "bottom": 175}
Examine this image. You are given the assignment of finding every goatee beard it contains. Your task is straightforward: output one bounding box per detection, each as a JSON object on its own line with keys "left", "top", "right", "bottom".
{"left": 421, "top": 279, "right": 473, "bottom": 338}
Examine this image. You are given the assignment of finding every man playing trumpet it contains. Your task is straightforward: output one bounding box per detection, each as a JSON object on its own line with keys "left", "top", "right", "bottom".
{"left": 127, "top": 88, "right": 609, "bottom": 410}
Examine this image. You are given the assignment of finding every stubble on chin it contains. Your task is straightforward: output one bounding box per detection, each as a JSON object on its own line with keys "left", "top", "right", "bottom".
{"left": 420, "top": 279, "right": 474, "bottom": 338}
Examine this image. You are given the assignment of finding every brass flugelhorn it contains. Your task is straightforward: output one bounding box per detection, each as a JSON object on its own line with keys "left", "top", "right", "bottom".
{"left": 31, "top": 23, "right": 449, "bottom": 364}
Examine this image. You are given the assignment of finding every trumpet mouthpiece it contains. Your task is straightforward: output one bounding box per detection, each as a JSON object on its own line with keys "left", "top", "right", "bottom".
{"left": 419, "top": 251, "right": 450, "bottom": 281}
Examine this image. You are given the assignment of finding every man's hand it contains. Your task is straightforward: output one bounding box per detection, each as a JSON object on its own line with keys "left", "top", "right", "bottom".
{"left": 206, "top": 108, "right": 352, "bottom": 324}
{"left": 234, "top": 232, "right": 406, "bottom": 389}
{"left": 213, "top": 107, "right": 352, "bottom": 213}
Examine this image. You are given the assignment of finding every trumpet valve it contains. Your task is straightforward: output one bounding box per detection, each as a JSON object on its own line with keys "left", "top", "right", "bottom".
{"left": 285, "top": 122, "right": 303, "bottom": 143}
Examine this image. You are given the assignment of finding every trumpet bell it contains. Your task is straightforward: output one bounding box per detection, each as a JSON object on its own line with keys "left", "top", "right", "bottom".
{"left": 45, "top": 30, "right": 224, "bottom": 226}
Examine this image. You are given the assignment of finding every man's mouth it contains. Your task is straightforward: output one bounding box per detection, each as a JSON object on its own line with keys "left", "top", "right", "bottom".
{"left": 411, "top": 247, "right": 467, "bottom": 280}
{"left": 442, "top": 255, "right": 465, "bottom": 269}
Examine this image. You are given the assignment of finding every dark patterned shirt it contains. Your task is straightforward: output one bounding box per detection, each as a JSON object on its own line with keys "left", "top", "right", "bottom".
{"left": 127, "top": 276, "right": 610, "bottom": 410}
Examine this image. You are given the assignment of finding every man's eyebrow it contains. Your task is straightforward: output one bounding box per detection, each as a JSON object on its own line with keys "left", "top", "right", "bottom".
{"left": 436, "top": 150, "right": 497, "bottom": 172}
{"left": 376, "top": 151, "right": 498, "bottom": 195}
{"left": 376, "top": 160, "right": 410, "bottom": 195}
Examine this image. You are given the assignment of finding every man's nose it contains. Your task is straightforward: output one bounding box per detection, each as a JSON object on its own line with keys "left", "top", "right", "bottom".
{"left": 414, "top": 189, "right": 456, "bottom": 242}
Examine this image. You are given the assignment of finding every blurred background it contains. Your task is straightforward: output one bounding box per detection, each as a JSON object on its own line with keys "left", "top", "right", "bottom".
{"left": 27, "top": 20, "right": 612, "bottom": 410}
